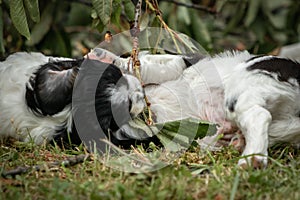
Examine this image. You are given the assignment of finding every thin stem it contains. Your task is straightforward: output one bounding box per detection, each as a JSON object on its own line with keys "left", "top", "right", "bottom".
{"left": 129, "top": 0, "right": 154, "bottom": 125}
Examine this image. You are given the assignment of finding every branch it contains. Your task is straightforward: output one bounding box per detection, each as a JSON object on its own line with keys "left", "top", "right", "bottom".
{"left": 160, "top": 0, "right": 217, "bottom": 14}
{"left": 129, "top": 0, "right": 154, "bottom": 125}
{"left": 1, "top": 154, "right": 91, "bottom": 178}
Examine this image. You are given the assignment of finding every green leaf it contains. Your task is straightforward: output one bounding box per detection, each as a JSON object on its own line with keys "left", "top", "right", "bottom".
{"left": 41, "top": 29, "right": 71, "bottom": 57}
{"left": 123, "top": 0, "right": 135, "bottom": 21}
{"left": 92, "top": 0, "right": 111, "bottom": 25}
{"left": 91, "top": 9, "right": 98, "bottom": 19}
{"left": 140, "top": 12, "right": 150, "bottom": 29}
{"left": 245, "top": 0, "right": 261, "bottom": 27}
{"left": 111, "top": 0, "right": 122, "bottom": 27}
{"left": 0, "top": 9, "right": 5, "bottom": 54}
{"left": 129, "top": 117, "right": 213, "bottom": 151}
{"left": 216, "top": 0, "right": 227, "bottom": 12}
{"left": 191, "top": 12, "right": 211, "bottom": 49}
{"left": 128, "top": 118, "right": 157, "bottom": 137}
{"left": 250, "top": 18, "right": 266, "bottom": 43}
{"left": 262, "top": 0, "right": 290, "bottom": 29}
{"left": 26, "top": 4, "right": 54, "bottom": 46}
{"left": 156, "top": 118, "right": 212, "bottom": 151}
{"left": 177, "top": 1, "right": 191, "bottom": 25}
{"left": 168, "top": 10, "right": 178, "bottom": 30}
{"left": 224, "top": 1, "right": 247, "bottom": 34}
{"left": 9, "top": 0, "right": 30, "bottom": 39}
{"left": 52, "top": 29, "right": 71, "bottom": 57}
{"left": 267, "top": 26, "right": 287, "bottom": 44}
{"left": 24, "top": 0, "right": 40, "bottom": 23}
{"left": 92, "top": 18, "right": 105, "bottom": 33}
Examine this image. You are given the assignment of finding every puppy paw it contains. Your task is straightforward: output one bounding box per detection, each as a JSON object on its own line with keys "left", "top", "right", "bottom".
{"left": 229, "top": 131, "right": 245, "bottom": 153}
{"left": 238, "top": 155, "right": 268, "bottom": 169}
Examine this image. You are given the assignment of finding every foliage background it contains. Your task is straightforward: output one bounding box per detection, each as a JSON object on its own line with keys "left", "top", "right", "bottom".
{"left": 1, "top": 0, "right": 299, "bottom": 59}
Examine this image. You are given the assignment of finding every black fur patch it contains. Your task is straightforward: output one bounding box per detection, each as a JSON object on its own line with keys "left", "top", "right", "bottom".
{"left": 247, "top": 57, "right": 300, "bottom": 84}
{"left": 51, "top": 122, "right": 82, "bottom": 148}
{"left": 94, "top": 64, "right": 161, "bottom": 148}
{"left": 226, "top": 98, "right": 237, "bottom": 113}
{"left": 94, "top": 62, "right": 130, "bottom": 133}
{"left": 26, "top": 59, "right": 83, "bottom": 116}
{"left": 77, "top": 59, "right": 160, "bottom": 148}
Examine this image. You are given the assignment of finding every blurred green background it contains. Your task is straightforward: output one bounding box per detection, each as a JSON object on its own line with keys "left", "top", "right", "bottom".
{"left": 1, "top": 0, "right": 299, "bottom": 58}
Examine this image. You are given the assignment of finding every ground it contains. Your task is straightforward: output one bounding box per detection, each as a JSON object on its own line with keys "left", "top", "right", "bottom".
{"left": 1, "top": 139, "right": 300, "bottom": 200}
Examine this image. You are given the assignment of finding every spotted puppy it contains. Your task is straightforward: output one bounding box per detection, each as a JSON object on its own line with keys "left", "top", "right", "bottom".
{"left": 225, "top": 56, "right": 300, "bottom": 167}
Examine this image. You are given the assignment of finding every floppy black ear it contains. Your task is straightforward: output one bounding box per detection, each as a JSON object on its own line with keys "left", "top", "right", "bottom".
{"left": 93, "top": 60, "right": 132, "bottom": 132}
{"left": 72, "top": 59, "right": 132, "bottom": 149}
{"left": 72, "top": 59, "right": 159, "bottom": 149}
{"left": 26, "top": 59, "right": 83, "bottom": 116}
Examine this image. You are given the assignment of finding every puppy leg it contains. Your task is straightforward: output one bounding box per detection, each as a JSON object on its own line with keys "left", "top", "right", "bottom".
{"left": 235, "top": 105, "right": 272, "bottom": 168}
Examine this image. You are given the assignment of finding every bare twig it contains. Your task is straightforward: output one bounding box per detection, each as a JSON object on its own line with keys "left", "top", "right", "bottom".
{"left": 129, "top": 0, "right": 154, "bottom": 125}
{"left": 160, "top": 0, "right": 217, "bottom": 14}
{"left": 1, "top": 154, "right": 91, "bottom": 178}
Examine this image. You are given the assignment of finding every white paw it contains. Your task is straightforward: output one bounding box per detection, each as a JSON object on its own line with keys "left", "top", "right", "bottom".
{"left": 238, "top": 154, "right": 268, "bottom": 169}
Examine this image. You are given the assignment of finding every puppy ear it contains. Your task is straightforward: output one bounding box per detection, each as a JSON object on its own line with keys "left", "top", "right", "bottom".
{"left": 26, "top": 59, "right": 83, "bottom": 115}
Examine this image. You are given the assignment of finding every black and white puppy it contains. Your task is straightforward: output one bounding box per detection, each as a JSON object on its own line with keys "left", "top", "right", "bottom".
{"left": 224, "top": 56, "right": 300, "bottom": 167}
{"left": 0, "top": 53, "right": 80, "bottom": 145}
{"left": 89, "top": 49, "right": 300, "bottom": 167}
{"left": 0, "top": 51, "right": 189, "bottom": 148}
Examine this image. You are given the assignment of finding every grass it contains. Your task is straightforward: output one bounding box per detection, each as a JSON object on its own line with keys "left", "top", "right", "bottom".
{"left": 1, "top": 139, "right": 300, "bottom": 200}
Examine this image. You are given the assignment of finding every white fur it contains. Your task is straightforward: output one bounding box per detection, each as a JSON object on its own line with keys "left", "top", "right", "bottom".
{"left": 118, "top": 51, "right": 300, "bottom": 167}
{"left": 145, "top": 51, "right": 252, "bottom": 124}
{"left": 109, "top": 74, "right": 145, "bottom": 117}
{"left": 0, "top": 53, "right": 73, "bottom": 144}
{"left": 224, "top": 56, "right": 300, "bottom": 166}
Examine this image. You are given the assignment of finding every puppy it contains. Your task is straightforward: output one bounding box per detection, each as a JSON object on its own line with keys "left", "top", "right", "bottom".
{"left": 224, "top": 56, "right": 300, "bottom": 167}
{"left": 0, "top": 52, "right": 80, "bottom": 145}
